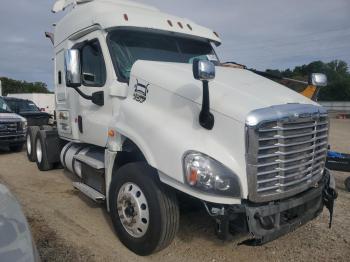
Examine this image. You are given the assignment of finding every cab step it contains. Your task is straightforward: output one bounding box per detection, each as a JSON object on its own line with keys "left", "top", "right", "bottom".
{"left": 73, "top": 182, "right": 106, "bottom": 203}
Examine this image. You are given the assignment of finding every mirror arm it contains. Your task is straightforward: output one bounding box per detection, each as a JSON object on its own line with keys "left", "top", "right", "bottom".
{"left": 199, "top": 80, "right": 215, "bottom": 130}
{"left": 72, "top": 86, "right": 92, "bottom": 100}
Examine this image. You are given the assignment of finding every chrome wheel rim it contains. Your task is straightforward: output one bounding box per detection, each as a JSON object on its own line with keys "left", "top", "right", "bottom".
{"left": 36, "top": 139, "right": 42, "bottom": 163}
{"left": 117, "top": 182, "right": 149, "bottom": 238}
{"left": 26, "top": 134, "right": 31, "bottom": 154}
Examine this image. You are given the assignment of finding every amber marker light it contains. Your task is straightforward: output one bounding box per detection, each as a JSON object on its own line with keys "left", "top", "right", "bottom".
{"left": 108, "top": 129, "right": 115, "bottom": 137}
{"left": 187, "top": 168, "right": 198, "bottom": 186}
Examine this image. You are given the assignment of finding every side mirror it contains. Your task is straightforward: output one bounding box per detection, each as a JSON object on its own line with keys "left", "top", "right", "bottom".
{"left": 309, "top": 73, "right": 327, "bottom": 87}
{"left": 91, "top": 91, "right": 104, "bottom": 106}
{"left": 64, "top": 49, "right": 81, "bottom": 87}
{"left": 192, "top": 59, "right": 215, "bottom": 130}
{"left": 193, "top": 60, "right": 216, "bottom": 81}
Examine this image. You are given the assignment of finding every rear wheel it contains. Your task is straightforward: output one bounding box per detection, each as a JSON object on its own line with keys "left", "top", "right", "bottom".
{"left": 26, "top": 126, "right": 40, "bottom": 162}
{"left": 35, "top": 131, "right": 53, "bottom": 171}
{"left": 345, "top": 177, "right": 350, "bottom": 192}
{"left": 109, "top": 162, "right": 179, "bottom": 256}
{"left": 9, "top": 144, "right": 24, "bottom": 152}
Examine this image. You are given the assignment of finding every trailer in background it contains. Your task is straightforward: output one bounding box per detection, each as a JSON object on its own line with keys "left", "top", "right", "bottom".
{"left": 7, "top": 93, "right": 55, "bottom": 115}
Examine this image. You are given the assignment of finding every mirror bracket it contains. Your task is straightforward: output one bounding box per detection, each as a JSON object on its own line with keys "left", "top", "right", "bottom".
{"left": 193, "top": 59, "right": 216, "bottom": 130}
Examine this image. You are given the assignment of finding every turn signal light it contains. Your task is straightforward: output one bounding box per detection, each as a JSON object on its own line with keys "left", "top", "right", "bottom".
{"left": 108, "top": 129, "right": 115, "bottom": 137}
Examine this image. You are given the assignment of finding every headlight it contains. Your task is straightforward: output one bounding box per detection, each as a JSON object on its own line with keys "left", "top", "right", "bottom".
{"left": 21, "top": 120, "right": 27, "bottom": 130}
{"left": 183, "top": 151, "right": 240, "bottom": 197}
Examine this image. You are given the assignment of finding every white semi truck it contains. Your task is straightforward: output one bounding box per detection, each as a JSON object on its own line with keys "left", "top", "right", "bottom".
{"left": 26, "top": 0, "right": 337, "bottom": 255}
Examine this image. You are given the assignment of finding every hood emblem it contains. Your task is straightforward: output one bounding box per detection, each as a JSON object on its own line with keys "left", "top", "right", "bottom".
{"left": 133, "top": 80, "right": 149, "bottom": 103}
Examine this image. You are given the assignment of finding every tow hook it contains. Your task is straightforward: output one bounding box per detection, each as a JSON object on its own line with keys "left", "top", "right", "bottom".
{"left": 323, "top": 170, "right": 338, "bottom": 228}
{"left": 203, "top": 202, "right": 230, "bottom": 240}
{"left": 215, "top": 216, "right": 230, "bottom": 240}
{"left": 254, "top": 213, "right": 275, "bottom": 230}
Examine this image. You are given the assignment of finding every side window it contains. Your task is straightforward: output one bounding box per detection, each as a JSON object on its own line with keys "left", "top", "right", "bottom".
{"left": 81, "top": 40, "right": 106, "bottom": 87}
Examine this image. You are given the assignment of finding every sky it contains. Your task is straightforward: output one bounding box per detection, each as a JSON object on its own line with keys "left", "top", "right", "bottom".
{"left": 0, "top": 0, "right": 349, "bottom": 89}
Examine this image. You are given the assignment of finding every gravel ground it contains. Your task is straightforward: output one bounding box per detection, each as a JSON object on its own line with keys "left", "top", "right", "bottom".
{"left": 0, "top": 119, "right": 349, "bottom": 262}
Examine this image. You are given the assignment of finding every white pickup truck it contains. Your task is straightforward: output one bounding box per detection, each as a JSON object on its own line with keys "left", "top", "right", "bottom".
{"left": 0, "top": 97, "right": 27, "bottom": 152}
{"left": 26, "top": 0, "right": 337, "bottom": 255}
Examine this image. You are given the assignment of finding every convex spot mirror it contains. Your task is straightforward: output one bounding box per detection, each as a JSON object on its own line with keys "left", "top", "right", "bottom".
{"left": 310, "top": 73, "right": 327, "bottom": 87}
{"left": 64, "top": 49, "right": 81, "bottom": 87}
{"left": 193, "top": 59, "right": 216, "bottom": 81}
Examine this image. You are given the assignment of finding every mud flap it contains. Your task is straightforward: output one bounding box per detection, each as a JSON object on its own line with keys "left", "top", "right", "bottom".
{"left": 322, "top": 169, "right": 338, "bottom": 228}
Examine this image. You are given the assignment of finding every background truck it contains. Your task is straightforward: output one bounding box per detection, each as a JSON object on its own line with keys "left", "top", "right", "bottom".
{"left": 0, "top": 97, "right": 27, "bottom": 152}
{"left": 2, "top": 97, "right": 51, "bottom": 126}
{"left": 7, "top": 93, "right": 55, "bottom": 115}
{"left": 26, "top": 0, "right": 337, "bottom": 255}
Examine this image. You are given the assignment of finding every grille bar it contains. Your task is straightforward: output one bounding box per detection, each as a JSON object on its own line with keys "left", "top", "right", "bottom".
{"left": 257, "top": 168, "right": 323, "bottom": 193}
{"left": 258, "top": 128, "right": 328, "bottom": 141}
{"left": 257, "top": 149, "right": 327, "bottom": 167}
{"left": 259, "top": 121, "right": 328, "bottom": 132}
{"left": 258, "top": 135, "right": 328, "bottom": 150}
{"left": 257, "top": 155, "right": 325, "bottom": 176}
{"left": 257, "top": 141, "right": 328, "bottom": 159}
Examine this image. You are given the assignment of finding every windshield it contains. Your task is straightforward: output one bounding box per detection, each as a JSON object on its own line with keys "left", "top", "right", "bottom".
{"left": 4, "top": 99, "right": 39, "bottom": 113}
{"left": 108, "top": 29, "right": 220, "bottom": 80}
{"left": 0, "top": 98, "right": 12, "bottom": 113}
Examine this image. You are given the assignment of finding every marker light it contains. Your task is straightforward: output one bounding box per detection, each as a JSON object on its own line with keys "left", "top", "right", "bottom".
{"left": 108, "top": 129, "right": 115, "bottom": 137}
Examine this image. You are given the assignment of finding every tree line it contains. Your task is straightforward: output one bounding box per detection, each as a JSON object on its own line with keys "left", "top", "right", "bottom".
{"left": 264, "top": 60, "right": 350, "bottom": 101}
{"left": 0, "top": 77, "right": 51, "bottom": 96}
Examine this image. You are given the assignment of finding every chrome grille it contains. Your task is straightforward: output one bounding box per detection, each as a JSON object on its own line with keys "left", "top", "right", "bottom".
{"left": 0, "top": 121, "right": 20, "bottom": 136}
{"left": 246, "top": 104, "right": 329, "bottom": 202}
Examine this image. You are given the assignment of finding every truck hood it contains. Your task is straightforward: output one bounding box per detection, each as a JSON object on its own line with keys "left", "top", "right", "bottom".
{"left": 131, "top": 61, "right": 318, "bottom": 123}
{"left": 0, "top": 113, "right": 25, "bottom": 122}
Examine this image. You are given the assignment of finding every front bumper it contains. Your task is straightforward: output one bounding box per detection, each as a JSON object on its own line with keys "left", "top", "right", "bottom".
{"left": 0, "top": 134, "right": 26, "bottom": 145}
{"left": 244, "top": 181, "right": 324, "bottom": 245}
{"left": 209, "top": 170, "right": 336, "bottom": 245}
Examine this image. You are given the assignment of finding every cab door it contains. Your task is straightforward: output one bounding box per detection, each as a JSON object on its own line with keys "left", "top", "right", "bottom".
{"left": 73, "top": 32, "right": 112, "bottom": 147}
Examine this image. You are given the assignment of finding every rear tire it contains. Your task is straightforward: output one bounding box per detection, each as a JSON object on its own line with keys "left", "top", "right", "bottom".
{"left": 345, "top": 177, "right": 350, "bottom": 192}
{"left": 35, "top": 131, "right": 53, "bottom": 171}
{"left": 9, "top": 144, "right": 24, "bottom": 152}
{"left": 109, "top": 162, "right": 179, "bottom": 256}
{"left": 26, "top": 126, "right": 40, "bottom": 162}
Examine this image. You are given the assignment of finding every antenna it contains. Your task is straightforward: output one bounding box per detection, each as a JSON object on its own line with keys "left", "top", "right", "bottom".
{"left": 52, "top": 0, "right": 93, "bottom": 13}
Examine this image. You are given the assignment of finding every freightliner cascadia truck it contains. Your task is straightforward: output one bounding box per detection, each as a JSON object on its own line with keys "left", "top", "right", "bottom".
{"left": 26, "top": 0, "right": 337, "bottom": 255}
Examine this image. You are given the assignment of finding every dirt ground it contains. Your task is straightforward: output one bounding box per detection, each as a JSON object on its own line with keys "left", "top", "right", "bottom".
{"left": 0, "top": 119, "right": 349, "bottom": 262}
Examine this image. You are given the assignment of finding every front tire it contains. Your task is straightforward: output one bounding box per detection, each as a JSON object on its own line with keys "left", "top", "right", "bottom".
{"left": 345, "top": 177, "right": 350, "bottom": 192}
{"left": 26, "top": 126, "right": 40, "bottom": 162}
{"left": 109, "top": 162, "right": 179, "bottom": 256}
{"left": 35, "top": 131, "right": 53, "bottom": 171}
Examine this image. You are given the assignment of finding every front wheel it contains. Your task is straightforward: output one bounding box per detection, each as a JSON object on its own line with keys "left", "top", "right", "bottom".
{"left": 26, "top": 126, "right": 40, "bottom": 162}
{"left": 109, "top": 162, "right": 179, "bottom": 256}
{"left": 345, "top": 177, "right": 350, "bottom": 192}
{"left": 35, "top": 131, "right": 53, "bottom": 171}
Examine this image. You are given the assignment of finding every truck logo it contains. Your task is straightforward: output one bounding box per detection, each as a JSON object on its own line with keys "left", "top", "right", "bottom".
{"left": 133, "top": 80, "right": 149, "bottom": 103}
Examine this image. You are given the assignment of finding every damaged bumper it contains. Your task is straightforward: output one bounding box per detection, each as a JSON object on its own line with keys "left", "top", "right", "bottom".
{"left": 208, "top": 170, "right": 337, "bottom": 244}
